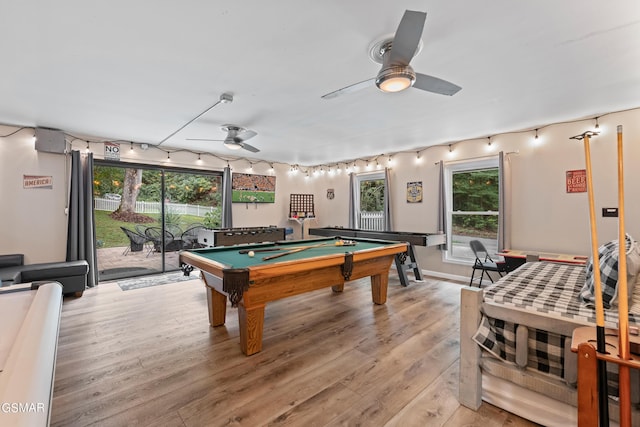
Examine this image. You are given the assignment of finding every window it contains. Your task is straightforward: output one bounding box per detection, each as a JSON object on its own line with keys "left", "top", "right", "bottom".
{"left": 354, "top": 171, "right": 386, "bottom": 231}
{"left": 444, "top": 157, "right": 499, "bottom": 263}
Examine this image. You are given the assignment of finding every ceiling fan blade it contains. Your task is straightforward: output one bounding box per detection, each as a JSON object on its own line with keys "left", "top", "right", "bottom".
{"left": 414, "top": 73, "right": 462, "bottom": 96}
{"left": 388, "top": 10, "right": 427, "bottom": 66}
{"left": 237, "top": 129, "right": 257, "bottom": 141}
{"left": 186, "top": 138, "right": 224, "bottom": 142}
{"left": 239, "top": 142, "right": 260, "bottom": 153}
{"left": 321, "top": 77, "right": 375, "bottom": 100}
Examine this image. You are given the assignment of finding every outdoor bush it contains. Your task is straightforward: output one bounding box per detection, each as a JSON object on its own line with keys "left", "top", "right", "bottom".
{"left": 203, "top": 209, "right": 221, "bottom": 229}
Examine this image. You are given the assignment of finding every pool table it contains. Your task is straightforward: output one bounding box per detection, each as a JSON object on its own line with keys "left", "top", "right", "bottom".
{"left": 179, "top": 236, "right": 408, "bottom": 355}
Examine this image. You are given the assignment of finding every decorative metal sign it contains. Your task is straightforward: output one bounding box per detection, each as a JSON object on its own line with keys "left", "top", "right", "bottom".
{"left": 566, "top": 169, "right": 587, "bottom": 193}
{"left": 406, "top": 181, "right": 423, "bottom": 203}
{"left": 23, "top": 175, "right": 53, "bottom": 189}
{"left": 327, "top": 188, "right": 334, "bottom": 200}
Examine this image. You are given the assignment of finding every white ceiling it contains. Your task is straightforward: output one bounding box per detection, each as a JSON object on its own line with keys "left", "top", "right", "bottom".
{"left": 1, "top": 1, "right": 639, "bottom": 166}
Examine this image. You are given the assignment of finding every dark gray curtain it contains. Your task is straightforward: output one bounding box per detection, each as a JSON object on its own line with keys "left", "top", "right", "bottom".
{"left": 383, "top": 168, "right": 393, "bottom": 231}
{"left": 437, "top": 160, "right": 448, "bottom": 250}
{"left": 66, "top": 150, "right": 98, "bottom": 288}
{"left": 221, "top": 166, "right": 233, "bottom": 228}
{"left": 348, "top": 173, "right": 356, "bottom": 228}
{"left": 498, "top": 151, "right": 511, "bottom": 252}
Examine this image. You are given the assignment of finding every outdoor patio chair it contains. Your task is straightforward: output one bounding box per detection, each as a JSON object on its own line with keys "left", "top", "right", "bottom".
{"left": 144, "top": 227, "right": 183, "bottom": 255}
{"left": 181, "top": 225, "right": 207, "bottom": 249}
{"left": 120, "top": 227, "right": 150, "bottom": 255}
{"left": 135, "top": 224, "right": 150, "bottom": 235}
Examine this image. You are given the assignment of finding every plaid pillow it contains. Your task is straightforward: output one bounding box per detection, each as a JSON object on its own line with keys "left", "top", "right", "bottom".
{"left": 580, "top": 234, "right": 639, "bottom": 309}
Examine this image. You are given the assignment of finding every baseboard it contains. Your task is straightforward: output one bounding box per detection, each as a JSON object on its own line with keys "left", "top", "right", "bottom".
{"left": 421, "top": 269, "right": 468, "bottom": 284}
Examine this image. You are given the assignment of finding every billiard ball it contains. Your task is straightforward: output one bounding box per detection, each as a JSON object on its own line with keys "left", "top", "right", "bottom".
{"left": 248, "top": 250, "right": 255, "bottom": 257}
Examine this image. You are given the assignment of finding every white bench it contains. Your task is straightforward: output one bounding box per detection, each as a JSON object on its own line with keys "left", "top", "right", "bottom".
{"left": 0, "top": 282, "right": 63, "bottom": 426}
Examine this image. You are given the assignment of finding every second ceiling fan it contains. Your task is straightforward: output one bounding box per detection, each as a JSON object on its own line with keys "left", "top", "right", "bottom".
{"left": 187, "top": 125, "right": 260, "bottom": 153}
{"left": 321, "top": 10, "right": 461, "bottom": 100}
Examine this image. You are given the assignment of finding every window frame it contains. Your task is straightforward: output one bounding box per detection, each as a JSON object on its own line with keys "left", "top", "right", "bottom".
{"left": 353, "top": 170, "right": 386, "bottom": 230}
{"left": 443, "top": 157, "right": 499, "bottom": 264}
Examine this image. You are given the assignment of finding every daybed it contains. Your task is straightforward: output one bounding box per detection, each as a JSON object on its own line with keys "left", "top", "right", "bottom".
{"left": 0, "top": 282, "right": 63, "bottom": 426}
{"left": 459, "top": 261, "right": 640, "bottom": 427}
{"left": 0, "top": 254, "right": 89, "bottom": 296}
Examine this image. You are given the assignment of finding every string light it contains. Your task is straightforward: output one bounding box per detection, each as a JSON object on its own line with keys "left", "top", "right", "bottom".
{"left": 532, "top": 128, "right": 541, "bottom": 146}
{"left": 447, "top": 144, "right": 455, "bottom": 157}
{"left": 593, "top": 116, "right": 604, "bottom": 134}
{"left": 486, "top": 136, "right": 495, "bottom": 152}
{"left": 52, "top": 105, "right": 637, "bottom": 178}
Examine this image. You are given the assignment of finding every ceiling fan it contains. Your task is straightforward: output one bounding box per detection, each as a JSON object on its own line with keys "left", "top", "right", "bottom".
{"left": 187, "top": 125, "right": 259, "bottom": 153}
{"left": 321, "top": 10, "right": 461, "bottom": 100}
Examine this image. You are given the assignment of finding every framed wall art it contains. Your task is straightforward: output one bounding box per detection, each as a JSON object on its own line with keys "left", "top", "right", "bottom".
{"left": 232, "top": 173, "right": 276, "bottom": 203}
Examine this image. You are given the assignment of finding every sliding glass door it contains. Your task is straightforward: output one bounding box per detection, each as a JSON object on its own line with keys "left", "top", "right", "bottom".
{"left": 93, "top": 161, "right": 222, "bottom": 281}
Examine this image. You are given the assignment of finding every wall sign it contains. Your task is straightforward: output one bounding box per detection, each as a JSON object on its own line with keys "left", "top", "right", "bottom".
{"left": 406, "top": 181, "right": 423, "bottom": 203}
{"left": 566, "top": 169, "right": 587, "bottom": 193}
{"left": 104, "top": 142, "right": 121, "bottom": 161}
{"left": 326, "top": 188, "right": 334, "bottom": 200}
{"left": 23, "top": 175, "right": 53, "bottom": 189}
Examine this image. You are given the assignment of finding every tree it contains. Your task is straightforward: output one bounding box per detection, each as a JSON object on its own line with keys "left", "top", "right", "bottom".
{"left": 92, "top": 165, "right": 124, "bottom": 197}
{"left": 360, "top": 179, "right": 385, "bottom": 211}
{"left": 117, "top": 168, "right": 143, "bottom": 214}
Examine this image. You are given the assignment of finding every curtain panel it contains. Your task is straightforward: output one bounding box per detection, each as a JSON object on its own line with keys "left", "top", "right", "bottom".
{"left": 222, "top": 166, "right": 233, "bottom": 228}
{"left": 66, "top": 150, "right": 98, "bottom": 288}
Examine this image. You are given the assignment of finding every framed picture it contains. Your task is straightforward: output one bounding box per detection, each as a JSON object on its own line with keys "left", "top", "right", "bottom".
{"left": 232, "top": 173, "right": 276, "bottom": 203}
{"left": 406, "top": 181, "right": 423, "bottom": 203}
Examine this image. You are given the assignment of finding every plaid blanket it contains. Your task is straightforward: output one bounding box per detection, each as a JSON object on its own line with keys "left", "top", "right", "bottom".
{"left": 472, "top": 261, "right": 639, "bottom": 382}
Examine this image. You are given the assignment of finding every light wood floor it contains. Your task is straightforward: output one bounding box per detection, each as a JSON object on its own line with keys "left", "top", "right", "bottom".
{"left": 51, "top": 273, "right": 540, "bottom": 427}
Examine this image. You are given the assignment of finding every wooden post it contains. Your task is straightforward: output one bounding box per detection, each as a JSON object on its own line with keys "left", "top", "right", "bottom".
{"left": 459, "top": 286, "right": 484, "bottom": 410}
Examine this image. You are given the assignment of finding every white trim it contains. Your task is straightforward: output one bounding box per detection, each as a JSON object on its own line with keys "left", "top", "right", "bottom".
{"left": 421, "top": 269, "right": 468, "bottom": 283}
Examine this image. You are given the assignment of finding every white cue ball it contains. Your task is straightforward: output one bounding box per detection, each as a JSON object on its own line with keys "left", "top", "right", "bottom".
{"left": 248, "top": 250, "right": 255, "bottom": 257}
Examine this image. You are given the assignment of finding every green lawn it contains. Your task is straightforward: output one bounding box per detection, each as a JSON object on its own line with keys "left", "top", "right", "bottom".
{"left": 95, "top": 210, "right": 205, "bottom": 248}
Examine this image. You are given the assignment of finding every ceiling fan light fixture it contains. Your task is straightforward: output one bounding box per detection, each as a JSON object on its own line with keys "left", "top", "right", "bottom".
{"left": 375, "top": 66, "right": 416, "bottom": 93}
{"left": 224, "top": 139, "right": 242, "bottom": 150}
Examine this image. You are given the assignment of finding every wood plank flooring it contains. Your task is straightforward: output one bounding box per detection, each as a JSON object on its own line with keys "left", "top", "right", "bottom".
{"left": 51, "top": 273, "right": 540, "bottom": 427}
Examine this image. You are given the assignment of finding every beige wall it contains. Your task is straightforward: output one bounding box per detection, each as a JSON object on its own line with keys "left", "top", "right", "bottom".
{"left": 1, "top": 108, "right": 638, "bottom": 279}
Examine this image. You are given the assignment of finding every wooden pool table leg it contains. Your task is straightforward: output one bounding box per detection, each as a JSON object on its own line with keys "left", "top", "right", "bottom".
{"left": 238, "top": 302, "right": 266, "bottom": 356}
{"left": 370, "top": 273, "right": 388, "bottom": 304}
{"left": 331, "top": 284, "right": 344, "bottom": 293}
{"left": 206, "top": 286, "right": 227, "bottom": 327}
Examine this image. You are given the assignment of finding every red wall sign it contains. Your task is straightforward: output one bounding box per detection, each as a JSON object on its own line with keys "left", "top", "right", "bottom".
{"left": 566, "top": 169, "right": 587, "bottom": 193}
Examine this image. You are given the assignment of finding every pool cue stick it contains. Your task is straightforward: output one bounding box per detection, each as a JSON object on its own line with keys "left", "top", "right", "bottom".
{"left": 238, "top": 242, "right": 353, "bottom": 254}
{"left": 260, "top": 241, "right": 356, "bottom": 261}
{"left": 616, "top": 124, "right": 632, "bottom": 427}
{"left": 261, "top": 245, "right": 320, "bottom": 260}
{"left": 580, "top": 130, "right": 610, "bottom": 427}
